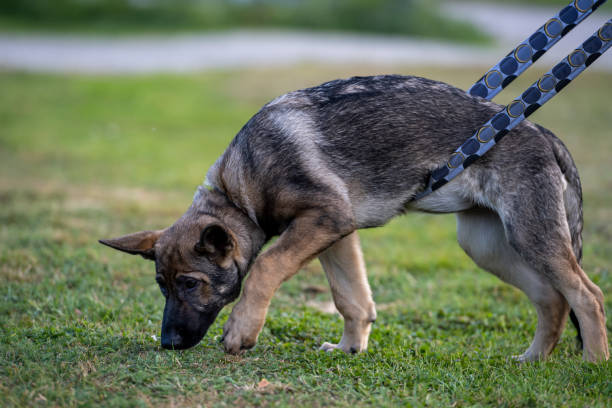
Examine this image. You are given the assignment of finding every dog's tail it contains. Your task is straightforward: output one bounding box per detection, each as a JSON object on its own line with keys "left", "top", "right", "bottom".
{"left": 540, "top": 124, "right": 584, "bottom": 348}
{"left": 545, "top": 127, "right": 583, "bottom": 265}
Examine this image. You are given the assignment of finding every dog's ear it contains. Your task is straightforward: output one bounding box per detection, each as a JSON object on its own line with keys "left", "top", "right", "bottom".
{"left": 99, "top": 229, "right": 165, "bottom": 261}
{"left": 194, "top": 224, "right": 235, "bottom": 266}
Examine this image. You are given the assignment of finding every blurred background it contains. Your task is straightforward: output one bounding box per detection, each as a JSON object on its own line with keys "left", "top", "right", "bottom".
{"left": 1, "top": 1, "right": 611, "bottom": 406}
{"left": 1, "top": 0, "right": 611, "bottom": 73}
{"left": 1, "top": 0, "right": 610, "bottom": 185}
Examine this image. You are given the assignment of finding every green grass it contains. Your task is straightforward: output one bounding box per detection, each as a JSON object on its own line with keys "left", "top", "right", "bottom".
{"left": 1, "top": 65, "right": 611, "bottom": 407}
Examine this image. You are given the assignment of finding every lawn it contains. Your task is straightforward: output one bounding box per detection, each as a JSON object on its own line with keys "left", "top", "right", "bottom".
{"left": 0, "top": 65, "right": 611, "bottom": 407}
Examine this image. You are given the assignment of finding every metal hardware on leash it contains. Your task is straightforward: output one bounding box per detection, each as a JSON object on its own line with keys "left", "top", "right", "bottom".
{"left": 415, "top": 1, "right": 610, "bottom": 200}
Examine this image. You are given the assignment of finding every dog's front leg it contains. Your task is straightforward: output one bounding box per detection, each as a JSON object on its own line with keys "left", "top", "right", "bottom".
{"left": 319, "top": 231, "right": 376, "bottom": 354}
{"left": 222, "top": 209, "right": 354, "bottom": 354}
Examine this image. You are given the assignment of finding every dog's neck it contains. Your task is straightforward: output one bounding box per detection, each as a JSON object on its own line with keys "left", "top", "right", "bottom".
{"left": 204, "top": 151, "right": 263, "bottom": 228}
{"left": 191, "top": 186, "right": 266, "bottom": 277}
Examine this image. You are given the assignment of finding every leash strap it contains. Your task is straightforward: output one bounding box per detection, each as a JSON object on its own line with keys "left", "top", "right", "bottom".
{"left": 415, "top": 19, "right": 611, "bottom": 200}
{"left": 468, "top": 0, "right": 606, "bottom": 100}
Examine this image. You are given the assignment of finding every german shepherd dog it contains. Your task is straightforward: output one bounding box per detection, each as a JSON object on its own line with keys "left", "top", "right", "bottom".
{"left": 100, "top": 75, "right": 609, "bottom": 362}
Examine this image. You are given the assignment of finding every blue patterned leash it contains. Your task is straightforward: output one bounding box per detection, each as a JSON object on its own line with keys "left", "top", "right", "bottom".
{"left": 415, "top": 13, "right": 611, "bottom": 199}
{"left": 469, "top": 0, "right": 607, "bottom": 100}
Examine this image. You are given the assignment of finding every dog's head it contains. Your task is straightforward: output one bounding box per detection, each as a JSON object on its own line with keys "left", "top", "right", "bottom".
{"left": 99, "top": 189, "right": 265, "bottom": 350}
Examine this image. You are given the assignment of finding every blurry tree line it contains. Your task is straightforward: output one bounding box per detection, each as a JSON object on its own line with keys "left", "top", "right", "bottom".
{"left": 0, "top": 0, "right": 487, "bottom": 43}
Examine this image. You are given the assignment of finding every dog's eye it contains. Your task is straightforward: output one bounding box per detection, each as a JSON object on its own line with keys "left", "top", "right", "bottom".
{"left": 185, "top": 279, "right": 198, "bottom": 290}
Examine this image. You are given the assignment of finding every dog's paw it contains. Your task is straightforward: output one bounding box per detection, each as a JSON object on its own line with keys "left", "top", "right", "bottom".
{"left": 222, "top": 301, "right": 264, "bottom": 354}
{"left": 319, "top": 341, "right": 363, "bottom": 354}
{"left": 511, "top": 351, "right": 542, "bottom": 363}
{"left": 222, "top": 317, "right": 256, "bottom": 354}
{"left": 222, "top": 326, "right": 256, "bottom": 355}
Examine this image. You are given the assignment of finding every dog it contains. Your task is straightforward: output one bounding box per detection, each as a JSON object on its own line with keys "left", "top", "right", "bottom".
{"left": 100, "top": 75, "right": 609, "bottom": 362}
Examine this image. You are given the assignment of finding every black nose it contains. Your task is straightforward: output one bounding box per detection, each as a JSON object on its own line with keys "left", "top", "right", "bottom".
{"left": 161, "top": 332, "right": 186, "bottom": 350}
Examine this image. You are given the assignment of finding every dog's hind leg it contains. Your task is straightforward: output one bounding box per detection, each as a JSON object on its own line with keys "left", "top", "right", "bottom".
{"left": 457, "top": 208, "right": 570, "bottom": 361}
{"left": 318, "top": 231, "right": 376, "bottom": 353}
{"left": 490, "top": 169, "right": 607, "bottom": 362}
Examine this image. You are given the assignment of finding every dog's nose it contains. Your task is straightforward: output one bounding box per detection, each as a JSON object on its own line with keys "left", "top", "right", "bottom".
{"left": 161, "top": 332, "right": 184, "bottom": 350}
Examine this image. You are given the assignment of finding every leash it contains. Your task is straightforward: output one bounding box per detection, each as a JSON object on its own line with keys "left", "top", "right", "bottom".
{"left": 414, "top": 0, "right": 610, "bottom": 200}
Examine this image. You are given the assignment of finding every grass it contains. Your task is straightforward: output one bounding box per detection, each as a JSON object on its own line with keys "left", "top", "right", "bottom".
{"left": 0, "top": 65, "right": 611, "bottom": 407}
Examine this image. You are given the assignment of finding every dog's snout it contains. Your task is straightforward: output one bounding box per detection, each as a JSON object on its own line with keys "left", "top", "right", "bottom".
{"left": 159, "top": 297, "right": 222, "bottom": 350}
{"left": 161, "top": 331, "right": 184, "bottom": 350}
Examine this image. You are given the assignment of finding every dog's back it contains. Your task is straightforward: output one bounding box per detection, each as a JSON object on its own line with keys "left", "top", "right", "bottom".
{"left": 207, "top": 75, "right": 567, "bottom": 230}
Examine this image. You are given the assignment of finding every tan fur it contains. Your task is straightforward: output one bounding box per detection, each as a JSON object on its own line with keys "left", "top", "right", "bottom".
{"left": 318, "top": 231, "right": 376, "bottom": 353}
{"left": 178, "top": 271, "right": 212, "bottom": 284}
{"left": 222, "top": 208, "right": 354, "bottom": 354}
{"left": 552, "top": 254, "right": 609, "bottom": 362}
{"left": 100, "top": 229, "right": 165, "bottom": 260}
